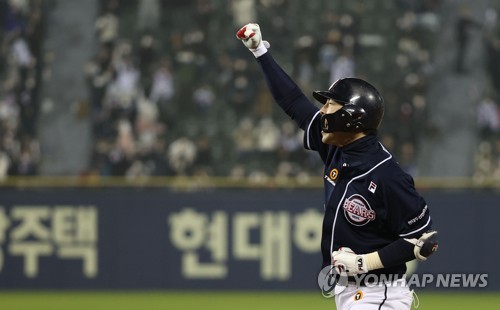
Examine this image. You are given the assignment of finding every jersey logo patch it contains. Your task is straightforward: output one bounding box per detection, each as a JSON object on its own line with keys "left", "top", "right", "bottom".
{"left": 330, "top": 168, "right": 339, "bottom": 181}
{"left": 354, "top": 290, "right": 363, "bottom": 301}
{"left": 368, "top": 181, "right": 377, "bottom": 193}
{"left": 343, "top": 194, "right": 376, "bottom": 226}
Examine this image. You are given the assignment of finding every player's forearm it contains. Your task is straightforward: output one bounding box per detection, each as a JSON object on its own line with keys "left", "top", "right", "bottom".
{"left": 365, "top": 230, "right": 440, "bottom": 271}
{"left": 256, "top": 52, "right": 318, "bottom": 130}
{"left": 373, "top": 238, "right": 416, "bottom": 270}
{"left": 332, "top": 241, "right": 415, "bottom": 275}
{"left": 357, "top": 240, "right": 414, "bottom": 272}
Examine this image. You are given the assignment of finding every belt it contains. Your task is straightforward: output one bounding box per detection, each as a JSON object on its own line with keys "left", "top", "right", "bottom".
{"left": 345, "top": 276, "right": 407, "bottom": 287}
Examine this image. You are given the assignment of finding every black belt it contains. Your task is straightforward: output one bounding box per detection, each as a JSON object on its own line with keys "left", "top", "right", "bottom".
{"left": 346, "top": 275, "right": 406, "bottom": 286}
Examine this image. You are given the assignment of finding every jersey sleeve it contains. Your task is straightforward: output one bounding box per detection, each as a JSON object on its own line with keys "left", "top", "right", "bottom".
{"left": 256, "top": 52, "right": 318, "bottom": 130}
{"left": 381, "top": 170, "right": 432, "bottom": 239}
{"left": 256, "top": 52, "right": 330, "bottom": 161}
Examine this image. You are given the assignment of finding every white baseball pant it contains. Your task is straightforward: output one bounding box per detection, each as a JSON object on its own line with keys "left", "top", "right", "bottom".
{"left": 334, "top": 281, "right": 413, "bottom": 309}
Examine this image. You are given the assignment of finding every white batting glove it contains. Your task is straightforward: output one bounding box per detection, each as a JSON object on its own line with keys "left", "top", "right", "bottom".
{"left": 331, "top": 247, "right": 368, "bottom": 276}
{"left": 404, "top": 230, "right": 439, "bottom": 261}
{"left": 236, "top": 23, "right": 270, "bottom": 58}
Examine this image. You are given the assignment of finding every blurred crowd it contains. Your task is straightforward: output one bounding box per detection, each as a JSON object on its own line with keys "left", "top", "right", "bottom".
{"left": 473, "top": 6, "right": 500, "bottom": 181}
{"left": 82, "top": 0, "right": 447, "bottom": 179}
{"left": 475, "top": 93, "right": 500, "bottom": 181}
{"left": 0, "top": 0, "right": 44, "bottom": 179}
{"left": 1, "top": 0, "right": 499, "bottom": 180}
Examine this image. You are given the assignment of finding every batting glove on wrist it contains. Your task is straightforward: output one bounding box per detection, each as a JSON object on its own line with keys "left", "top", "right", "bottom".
{"left": 331, "top": 247, "right": 368, "bottom": 276}
{"left": 404, "top": 230, "right": 439, "bottom": 261}
{"left": 236, "top": 23, "right": 270, "bottom": 58}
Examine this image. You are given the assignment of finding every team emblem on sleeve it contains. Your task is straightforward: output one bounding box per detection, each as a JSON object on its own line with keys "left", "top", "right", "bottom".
{"left": 330, "top": 168, "right": 339, "bottom": 181}
{"left": 343, "top": 194, "right": 376, "bottom": 226}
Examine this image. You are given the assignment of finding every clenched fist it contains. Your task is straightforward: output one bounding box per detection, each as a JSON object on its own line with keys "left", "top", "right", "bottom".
{"left": 236, "top": 23, "right": 270, "bottom": 57}
{"left": 331, "top": 247, "right": 368, "bottom": 276}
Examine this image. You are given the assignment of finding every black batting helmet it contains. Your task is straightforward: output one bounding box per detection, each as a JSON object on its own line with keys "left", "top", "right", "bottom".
{"left": 313, "top": 78, "right": 384, "bottom": 133}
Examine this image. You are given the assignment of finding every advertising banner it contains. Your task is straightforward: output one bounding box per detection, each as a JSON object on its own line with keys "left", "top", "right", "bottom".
{"left": 0, "top": 187, "right": 497, "bottom": 290}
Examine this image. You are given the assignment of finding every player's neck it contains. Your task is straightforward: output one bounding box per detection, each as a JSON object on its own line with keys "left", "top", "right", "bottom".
{"left": 334, "top": 132, "right": 367, "bottom": 148}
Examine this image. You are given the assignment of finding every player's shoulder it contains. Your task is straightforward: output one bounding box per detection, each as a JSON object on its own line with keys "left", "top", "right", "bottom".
{"left": 374, "top": 156, "right": 415, "bottom": 185}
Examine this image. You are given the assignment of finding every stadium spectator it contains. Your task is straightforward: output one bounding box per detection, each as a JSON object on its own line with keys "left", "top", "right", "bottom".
{"left": 0, "top": 0, "right": 44, "bottom": 177}
{"left": 454, "top": 7, "right": 482, "bottom": 74}
{"left": 477, "top": 96, "right": 500, "bottom": 140}
{"left": 84, "top": 0, "right": 443, "bottom": 178}
{"left": 167, "top": 136, "right": 197, "bottom": 175}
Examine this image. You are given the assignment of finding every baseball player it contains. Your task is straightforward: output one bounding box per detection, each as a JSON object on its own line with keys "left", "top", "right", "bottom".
{"left": 236, "top": 24, "right": 438, "bottom": 309}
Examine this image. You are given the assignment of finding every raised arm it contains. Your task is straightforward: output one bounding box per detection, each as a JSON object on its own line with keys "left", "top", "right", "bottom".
{"left": 236, "top": 23, "right": 319, "bottom": 131}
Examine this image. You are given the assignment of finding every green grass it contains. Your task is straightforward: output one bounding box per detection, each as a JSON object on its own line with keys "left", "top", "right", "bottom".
{"left": 0, "top": 291, "right": 499, "bottom": 310}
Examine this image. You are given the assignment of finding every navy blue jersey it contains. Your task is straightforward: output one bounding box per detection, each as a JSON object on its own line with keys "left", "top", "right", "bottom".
{"left": 257, "top": 52, "right": 432, "bottom": 276}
